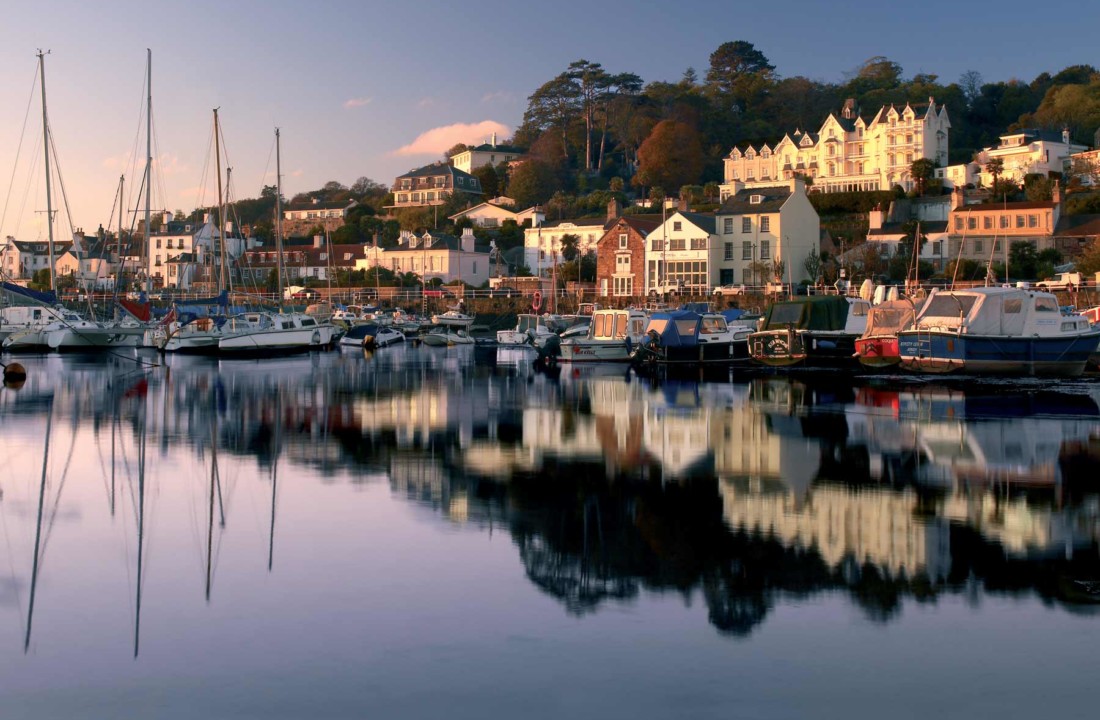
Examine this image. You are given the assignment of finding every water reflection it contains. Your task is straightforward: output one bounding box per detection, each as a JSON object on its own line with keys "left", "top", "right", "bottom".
{"left": 1, "top": 348, "right": 1098, "bottom": 662}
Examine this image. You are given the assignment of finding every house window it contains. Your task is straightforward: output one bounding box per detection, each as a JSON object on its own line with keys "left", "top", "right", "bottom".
{"left": 1028, "top": 214, "right": 1038, "bottom": 228}
{"left": 749, "top": 194, "right": 762, "bottom": 204}
{"left": 1015, "top": 215, "right": 1025, "bottom": 228}
{"left": 156, "top": 239, "right": 162, "bottom": 249}
{"left": 618, "top": 233, "right": 628, "bottom": 249}
{"left": 670, "top": 239, "right": 686, "bottom": 251}
{"left": 723, "top": 218, "right": 733, "bottom": 234}
{"left": 473, "top": 262, "right": 477, "bottom": 273}
{"left": 742, "top": 268, "right": 752, "bottom": 283}
{"left": 742, "top": 217, "right": 751, "bottom": 233}
{"left": 967, "top": 217, "right": 977, "bottom": 230}
{"left": 999, "top": 215, "right": 1009, "bottom": 229}
{"left": 673, "top": 221, "right": 682, "bottom": 231}
{"left": 690, "top": 238, "right": 707, "bottom": 250}
{"left": 759, "top": 240, "right": 770, "bottom": 259}
{"left": 983, "top": 217, "right": 992, "bottom": 230}
{"left": 973, "top": 239, "right": 983, "bottom": 253}
{"left": 761, "top": 217, "right": 770, "bottom": 232}
{"left": 724, "top": 242, "right": 734, "bottom": 260}
{"left": 616, "top": 254, "right": 631, "bottom": 273}
{"left": 931, "top": 241, "right": 942, "bottom": 255}
{"left": 742, "top": 241, "right": 752, "bottom": 260}
{"left": 652, "top": 239, "right": 664, "bottom": 252}
{"left": 994, "top": 240, "right": 1002, "bottom": 252}
{"left": 954, "top": 217, "right": 963, "bottom": 231}
{"left": 613, "top": 277, "right": 633, "bottom": 296}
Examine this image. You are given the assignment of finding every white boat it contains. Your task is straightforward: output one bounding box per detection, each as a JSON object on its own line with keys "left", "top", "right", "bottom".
{"left": 559, "top": 308, "right": 648, "bottom": 362}
{"left": 496, "top": 314, "right": 556, "bottom": 347}
{"left": 1, "top": 305, "right": 84, "bottom": 349}
{"left": 42, "top": 318, "right": 147, "bottom": 350}
{"left": 218, "top": 312, "right": 336, "bottom": 355}
{"left": 340, "top": 324, "right": 404, "bottom": 348}
{"left": 431, "top": 309, "right": 474, "bottom": 328}
{"left": 897, "top": 286, "right": 1100, "bottom": 377}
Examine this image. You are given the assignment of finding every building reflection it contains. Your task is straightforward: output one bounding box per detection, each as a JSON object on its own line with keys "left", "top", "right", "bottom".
{"left": 2, "top": 350, "right": 1099, "bottom": 642}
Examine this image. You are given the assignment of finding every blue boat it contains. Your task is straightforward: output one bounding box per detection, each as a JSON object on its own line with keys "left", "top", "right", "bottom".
{"left": 632, "top": 310, "right": 751, "bottom": 366}
{"left": 897, "top": 286, "right": 1100, "bottom": 377}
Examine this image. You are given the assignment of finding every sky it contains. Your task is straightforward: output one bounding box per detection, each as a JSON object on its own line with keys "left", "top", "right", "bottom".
{"left": 0, "top": 0, "right": 1096, "bottom": 242}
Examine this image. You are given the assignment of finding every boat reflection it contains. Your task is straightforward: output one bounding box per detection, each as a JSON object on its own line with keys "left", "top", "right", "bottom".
{"left": 0, "top": 350, "right": 1098, "bottom": 651}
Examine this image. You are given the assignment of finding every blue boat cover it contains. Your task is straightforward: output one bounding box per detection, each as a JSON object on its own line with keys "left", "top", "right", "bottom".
{"left": 720, "top": 308, "right": 745, "bottom": 322}
{"left": 1, "top": 281, "right": 58, "bottom": 305}
{"left": 645, "top": 310, "right": 703, "bottom": 348}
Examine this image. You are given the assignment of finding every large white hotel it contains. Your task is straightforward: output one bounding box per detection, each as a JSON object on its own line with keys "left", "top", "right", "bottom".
{"left": 721, "top": 98, "right": 951, "bottom": 196}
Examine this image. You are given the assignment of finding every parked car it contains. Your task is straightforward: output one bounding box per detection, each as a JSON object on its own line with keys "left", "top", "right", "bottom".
{"left": 649, "top": 280, "right": 683, "bottom": 296}
{"left": 712, "top": 284, "right": 746, "bottom": 297}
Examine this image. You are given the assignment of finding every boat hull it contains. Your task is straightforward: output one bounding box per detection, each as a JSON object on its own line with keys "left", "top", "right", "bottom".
{"left": 897, "top": 330, "right": 1100, "bottom": 377}
{"left": 559, "top": 339, "right": 634, "bottom": 363}
{"left": 218, "top": 326, "right": 333, "bottom": 356}
{"left": 855, "top": 335, "right": 901, "bottom": 369}
{"left": 635, "top": 339, "right": 750, "bottom": 366}
{"left": 749, "top": 330, "right": 861, "bottom": 369}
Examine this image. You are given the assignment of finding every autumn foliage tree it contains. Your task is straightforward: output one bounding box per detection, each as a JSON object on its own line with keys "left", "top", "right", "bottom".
{"left": 635, "top": 120, "right": 705, "bottom": 192}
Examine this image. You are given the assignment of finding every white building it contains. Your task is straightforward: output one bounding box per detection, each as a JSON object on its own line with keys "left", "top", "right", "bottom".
{"left": 282, "top": 198, "right": 358, "bottom": 221}
{"left": 865, "top": 194, "right": 954, "bottom": 264}
{"left": 935, "top": 161, "right": 981, "bottom": 189}
{"left": 722, "top": 98, "right": 951, "bottom": 195}
{"left": 523, "top": 217, "right": 611, "bottom": 276}
{"left": 147, "top": 213, "right": 251, "bottom": 289}
{"left": 450, "top": 135, "right": 525, "bottom": 174}
{"left": 448, "top": 200, "right": 544, "bottom": 229}
{"left": 358, "top": 228, "right": 490, "bottom": 286}
{"left": 643, "top": 211, "right": 719, "bottom": 294}
{"left": 0, "top": 238, "right": 73, "bottom": 281}
{"left": 977, "top": 128, "right": 1087, "bottom": 185}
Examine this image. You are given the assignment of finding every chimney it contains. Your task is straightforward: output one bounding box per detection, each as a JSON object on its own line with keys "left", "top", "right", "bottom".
{"left": 606, "top": 197, "right": 621, "bottom": 222}
{"left": 314, "top": 235, "right": 323, "bottom": 248}
{"left": 311, "top": 197, "right": 320, "bottom": 205}
{"left": 678, "top": 197, "right": 688, "bottom": 212}
{"left": 1062, "top": 128, "right": 1070, "bottom": 146}
{"left": 163, "top": 210, "right": 173, "bottom": 225}
{"left": 790, "top": 176, "right": 806, "bottom": 194}
{"left": 491, "top": 132, "right": 497, "bottom": 148}
{"left": 951, "top": 185, "right": 964, "bottom": 211}
{"left": 203, "top": 213, "right": 212, "bottom": 224}
{"left": 1052, "top": 178, "right": 1062, "bottom": 205}
{"left": 461, "top": 227, "right": 475, "bottom": 253}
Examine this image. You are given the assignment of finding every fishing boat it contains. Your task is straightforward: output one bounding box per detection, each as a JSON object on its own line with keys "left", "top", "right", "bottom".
{"left": 496, "top": 313, "right": 556, "bottom": 347}
{"left": 748, "top": 295, "right": 870, "bottom": 368}
{"left": 632, "top": 310, "right": 751, "bottom": 366}
{"left": 855, "top": 297, "right": 922, "bottom": 369}
{"left": 897, "top": 286, "right": 1100, "bottom": 377}
{"left": 559, "top": 308, "right": 648, "bottom": 363}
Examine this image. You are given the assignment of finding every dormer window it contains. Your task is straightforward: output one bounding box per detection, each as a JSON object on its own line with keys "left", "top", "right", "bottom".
{"left": 761, "top": 148, "right": 770, "bottom": 158}
{"left": 746, "top": 149, "right": 755, "bottom": 159}
{"left": 750, "top": 194, "right": 763, "bottom": 204}
{"left": 800, "top": 136, "right": 811, "bottom": 146}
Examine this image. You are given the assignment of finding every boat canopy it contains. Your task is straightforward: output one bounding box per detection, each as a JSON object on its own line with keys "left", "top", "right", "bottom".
{"left": 720, "top": 308, "right": 745, "bottom": 322}
{"left": 644, "top": 310, "right": 703, "bottom": 347}
{"left": 762, "top": 295, "right": 850, "bottom": 332}
{"left": 915, "top": 287, "right": 1064, "bottom": 336}
{"left": 1, "top": 281, "right": 58, "bottom": 306}
{"left": 862, "top": 298, "right": 919, "bottom": 338}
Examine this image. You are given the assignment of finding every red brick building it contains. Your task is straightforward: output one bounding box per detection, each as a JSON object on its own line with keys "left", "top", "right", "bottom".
{"left": 595, "top": 215, "right": 660, "bottom": 299}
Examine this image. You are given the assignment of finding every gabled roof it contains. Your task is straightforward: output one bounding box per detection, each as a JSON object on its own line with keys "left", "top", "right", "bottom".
{"left": 598, "top": 215, "right": 661, "bottom": 245}
{"left": 676, "top": 211, "right": 717, "bottom": 235}
{"left": 719, "top": 187, "right": 792, "bottom": 215}
{"left": 10, "top": 240, "right": 73, "bottom": 255}
{"left": 466, "top": 142, "right": 525, "bottom": 154}
{"left": 397, "top": 163, "right": 478, "bottom": 182}
{"left": 1054, "top": 214, "right": 1100, "bottom": 237}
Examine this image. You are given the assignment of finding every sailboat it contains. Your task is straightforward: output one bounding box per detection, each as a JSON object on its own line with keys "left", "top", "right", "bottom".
{"left": 218, "top": 128, "right": 336, "bottom": 355}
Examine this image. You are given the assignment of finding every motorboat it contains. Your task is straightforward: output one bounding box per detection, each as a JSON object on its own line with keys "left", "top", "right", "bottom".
{"left": 218, "top": 311, "right": 337, "bottom": 356}
{"left": 559, "top": 308, "right": 648, "bottom": 363}
{"left": 748, "top": 296, "right": 870, "bottom": 368}
{"left": 496, "top": 314, "right": 556, "bottom": 347}
{"left": 2, "top": 305, "right": 90, "bottom": 351}
{"left": 341, "top": 323, "right": 405, "bottom": 348}
{"left": 431, "top": 308, "right": 474, "bottom": 328}
{"left": 855, "top": 297, "right": 922, "bottom": 369}
{"left": 897, "top": 286, "right": 1100, "bottom": 377}
{"left": 632, "top": 310, "right": 751, "bottom": 366}
{"left": 421, "top": 327, "right": 475, "bottom": 346}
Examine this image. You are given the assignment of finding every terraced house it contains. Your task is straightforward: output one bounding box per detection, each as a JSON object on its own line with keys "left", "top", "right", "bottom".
{"left": 389, "top": 163, "right": 483, "bottom": 209}
{"left": 722, "top": 98, "right": 950, "bottom": 195}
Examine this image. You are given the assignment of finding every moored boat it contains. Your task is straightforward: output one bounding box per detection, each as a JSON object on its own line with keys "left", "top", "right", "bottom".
{"left": 855, "top": 297, "right": 922, "bottom": 369}
{"left": 748, "top": 295, "right": 870, "bottom": 368}
{"left": 559, "top": 308, "right": 648, "bottom": 363}
{"left": 496, "top": 314, "right": 555, "bottom": 347}
{"left": 632, "top": 310, "right": 751, "bottom": 366}
{"left": 897, "top": 286, "right": 1100, "bottom": 377}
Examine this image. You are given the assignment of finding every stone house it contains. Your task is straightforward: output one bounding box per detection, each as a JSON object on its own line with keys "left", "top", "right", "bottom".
{"left": 595, "top": 215, "right": 661, "bottom": 298}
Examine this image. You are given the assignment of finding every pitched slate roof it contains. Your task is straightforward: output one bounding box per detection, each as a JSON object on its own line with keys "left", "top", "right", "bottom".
{"left": 718, "top": 187, "right": 792, "bottom": 215}
{"left": 1054, "top": 214, "right": 1100, "bottom": 237}
{"left": 467, "top": 142, "right": 525, "bottom": 154}
{"left": 382, "top": 234, "right": 491, "bottom": 253}
{"left": 868, "top": 221, "right": 948, "bottom": 237}
{"left": 678, "top": 211, "right": 717, "bottom": 235}
{"left": 954, "top": 201, "right": 1057, "bottom": 212}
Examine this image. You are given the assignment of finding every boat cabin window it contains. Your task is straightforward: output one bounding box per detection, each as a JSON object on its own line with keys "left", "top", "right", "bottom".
{"left": 281, "top": 320, "right": 294, "bottom": 329}
{"left": 766, "top": 303, "right": 805, "bottom": 328}
{"left": 518, "top": 315, "right": 536, "bottom": 332}
{"left": 1003, "top": 299, "right": 1022, "bottom": 314}
{"left": 593, "top": 313, "right": 613, "bottom": 338}
{"left": 675, "top": 319, "right": 699, "bottom": 336}
{"left": 631, "top": 319, "right": 644, "bottom": 335}
{"left": 613, "top": 313, "right": 627, "bottom": 339}
{"left": 922, "top": 295, "right": 977, "bottom": 319}
{"left": 301, "top": 318, "right": 317, "bottom": 326}
{"left": 1034, "top": 296, "right": 1058, "bottom": 313}
{"left": 850, "top": 302, "right": 869, "bottom": 316}
{"left": 646, "top": 319, "right": 669, "bottom": 335}
{"left": 700, "top": 317, "right": 727, "bottom": 334}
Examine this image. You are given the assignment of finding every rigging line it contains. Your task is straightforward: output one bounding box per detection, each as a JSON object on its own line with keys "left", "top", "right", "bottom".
{"left": 46, "top": 123, "right": 76, "bottom": 239}
{"left": 151, "top": 107, "right": 170, "bottom": 216}
{"left": 0, "top": 62, "right": 42, "bottom": 237}
{"left": 13, "top": 128, "right": 43, "bottom": 240}
{"left": 121, "top": 57, "right": 149, "bottom": 228}
{"left": 37, "top": 410, "right": 79, "bottom": 565}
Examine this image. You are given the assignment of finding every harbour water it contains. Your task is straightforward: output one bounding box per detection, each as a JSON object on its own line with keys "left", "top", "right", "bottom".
{"left": 1, "top": 346, "right": 1098, "bottom": 719}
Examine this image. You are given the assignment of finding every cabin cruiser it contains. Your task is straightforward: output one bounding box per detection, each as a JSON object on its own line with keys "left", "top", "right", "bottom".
{"left": 633, "top": 310, "right": 751, "bottom": 366}
{"left": 559, "top": 308, "right": 648, "bottom": 362}
{"left": 855, "top": 297, "right": 922, "bottom": 369}
{"left": 897, "top": 286, "right": 1100, "bottom": 377}
{"left": 340, "top": 323, "right": 405, "bottom": 348}
{"left": 496, "top": 314, "right": 556, "bottom": 347}
{"left": 218, "top": 311, "right": 337, "bottom": 355}
{"left": 421, "top": 326, "right": 475, "bottom": 346}
{"left": 748, "top": 296, "right": 871, "bottom": 368}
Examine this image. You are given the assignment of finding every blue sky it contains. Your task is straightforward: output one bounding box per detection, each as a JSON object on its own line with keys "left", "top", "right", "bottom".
{"left": 0, "top": 0, "right": 1096, "bottom": 241}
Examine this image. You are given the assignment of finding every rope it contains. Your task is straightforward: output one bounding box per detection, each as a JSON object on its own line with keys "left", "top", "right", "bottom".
{"left": 0, "top": 63, "right": 40, "bottom": 237}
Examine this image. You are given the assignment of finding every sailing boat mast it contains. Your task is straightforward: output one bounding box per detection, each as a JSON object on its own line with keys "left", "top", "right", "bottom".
{"left": 275, "top": 128, "right": 285, "bottom": 306}
{"left": 214, "top": 109, "right": 229, "bottom": 291}
{"left": 37, "top": 50, "right": 57, "bottom": 292}
{"left": 143, "top": 49, "right": 152, "bottom": 295}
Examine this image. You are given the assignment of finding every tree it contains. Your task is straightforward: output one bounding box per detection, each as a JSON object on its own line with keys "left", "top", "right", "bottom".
{"left": 566, "top": 59, "right": 610, "bottom": 172}
{"left": 351, "top": 176, "right": 386, "bottom": 196}
{"left": 609, "top": 176, "right": 624, "bottom": 193}
{"left": 1008, "top": 240, "right": 1041, "bottom": 279}
{"left": 522, "top": 73, "right": 581, "bottom": 161}
{"left": 508, "top": 160, "right": 557, "bottom": 208}
{"left": 445, "top": 143, "right": 469, "bottom": 162}
{"left": 1024, "top": 174, "right": 1053, "bottom": 202}
{"left": 705, "top": 41, "right": 775, "bottom": 111}
{"left": 803, "top": 247, "right": 823, "bottom": 283}
{"left": 559, "top": 233, "right": 580, "bottom": 262}
{"left": 910, "top": 158, "right": 937, "bottom": 196}
{"left": 472, "top": 164, "right": 500, "bottom": 199}
{"left": 986, "top": 157, "right": 1004, "bottom": 188}
{"left": 1076, "top": 237, "right": 1100, "bottom": 275}
{"left": 636, "top": 121, "right": 705, "bottom": 192}
{"left": 959, "top": 70, "right": 983, "bottom": 107}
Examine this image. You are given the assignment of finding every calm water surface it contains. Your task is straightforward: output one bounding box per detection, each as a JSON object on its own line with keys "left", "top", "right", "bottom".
{"left": 0, "top": 346, "right": 1098, "bottom": 719}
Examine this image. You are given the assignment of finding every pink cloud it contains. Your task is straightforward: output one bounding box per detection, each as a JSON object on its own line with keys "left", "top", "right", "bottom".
{"left": 344, "top": 97, "right": 372, "bottom": 109}
{"left": 392, "top": 120, "right": 511, "bottom": 157}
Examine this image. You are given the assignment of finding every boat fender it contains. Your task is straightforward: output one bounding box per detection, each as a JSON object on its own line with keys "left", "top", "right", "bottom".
{"left": 312, "top": 331, "right": 321, "bottom": 345}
